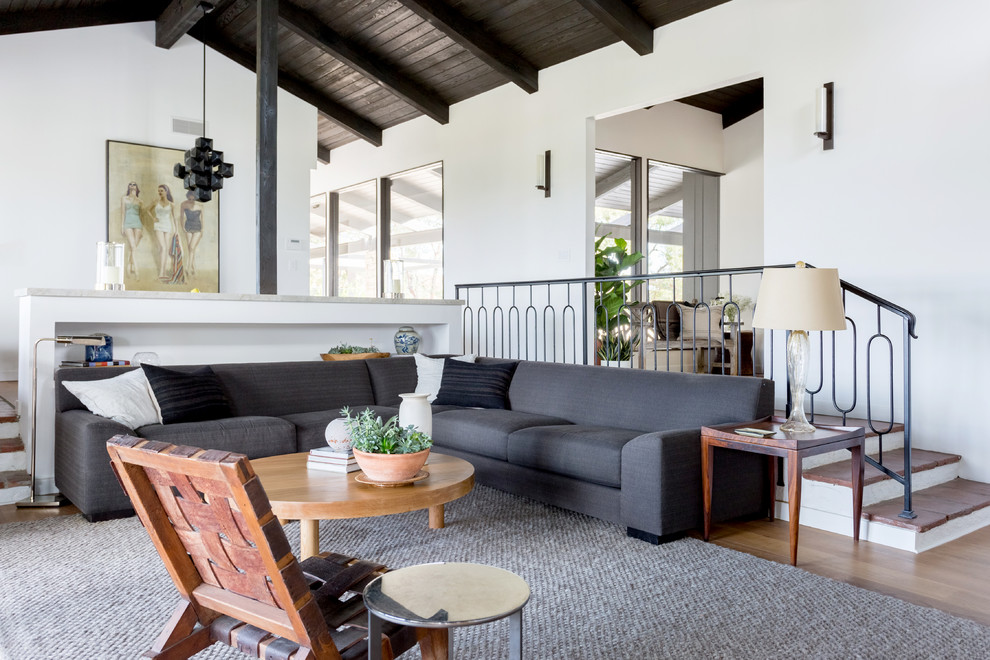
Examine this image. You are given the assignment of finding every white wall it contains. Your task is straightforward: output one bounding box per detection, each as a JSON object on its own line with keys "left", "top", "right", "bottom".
{"left": 720, "top": 109, "right": 765, "bottom": 322}
{"left": 596, "top": 102, "right": 724, "bottom": 172}
{"left": 314, "top": 0, "right": 990, "bottom": 482}
{"left": 0, "top": 22, "right": 316, "bottom": 379}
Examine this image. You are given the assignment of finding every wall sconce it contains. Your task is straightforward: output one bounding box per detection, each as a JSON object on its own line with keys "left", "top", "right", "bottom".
{"left": 536, "top": 150, "right": 551, "bottom": 197}
{"left": 814, "top": 82, "right": 834, "bottom": 150}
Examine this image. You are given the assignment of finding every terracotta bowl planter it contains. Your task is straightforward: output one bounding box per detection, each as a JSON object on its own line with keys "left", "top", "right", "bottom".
{"left": 353, "top": 448, "right": 430, "bottom": 482}
{"left": 320, "top": 352, "right": 390, "bottom": 361}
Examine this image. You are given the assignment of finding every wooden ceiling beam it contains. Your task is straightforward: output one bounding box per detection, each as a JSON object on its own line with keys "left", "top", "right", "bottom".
{"left": 279, "top": 2, "right": 449, "bottom": 124}
{"left": 396, "top": 0, "right": 538, "bottom": 94}
{"left": 573, "top": 0, "right": 654, "bottom": 56}
{"left": 0, "top": 2, "right": 155, "bottom": 36}
{"left": 156, "top": 0, "right": 212, "bottom": 49}
{"left": 192, "top": 26, "right": 383, "bottom": 147}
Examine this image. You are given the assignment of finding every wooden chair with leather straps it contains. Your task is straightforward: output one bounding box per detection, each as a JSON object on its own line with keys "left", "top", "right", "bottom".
{"left": 107, "top": 435, "right": 448, "bottom": 660}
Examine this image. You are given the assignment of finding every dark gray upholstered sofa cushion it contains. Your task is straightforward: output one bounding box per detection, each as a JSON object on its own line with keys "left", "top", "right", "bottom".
{"left": 431, "top": 408, "right": 570, "bottom": 461}
{"left": 365, "top": 356, "right": 417, "bottom": 407}
{"left": 507, "top": 425, "right": 642, "bottom": 488}
{"left": 210, "top": 361, "right": 376, "bottom": 417}
{"left": 137, "top": 416, "right": 296, "bottom": 458}
{"left": 281, "top": 405, "right": 399, "bottom": 452}
{"left": 507, "top": 361, "right": 774, "bottom": 433}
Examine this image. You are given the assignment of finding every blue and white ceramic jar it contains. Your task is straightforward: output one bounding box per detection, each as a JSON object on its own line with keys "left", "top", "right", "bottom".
{"left": 393, "top": 325, "right": 422, "bottom": 354}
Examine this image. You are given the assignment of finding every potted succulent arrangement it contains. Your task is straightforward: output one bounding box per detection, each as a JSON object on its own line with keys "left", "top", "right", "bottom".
{"left": 709, "top": 293, "right": 754, "bottom": 333}
{"left": 340, "top": 407, "right": 432, "bottom": 482}
{"left": 320, "top": 341, "right": 390, "bottom": 361}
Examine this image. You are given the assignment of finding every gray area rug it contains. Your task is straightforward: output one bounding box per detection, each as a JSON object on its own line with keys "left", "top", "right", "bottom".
{"left": 1, "top": 485, "right": 986, "bottom": 659}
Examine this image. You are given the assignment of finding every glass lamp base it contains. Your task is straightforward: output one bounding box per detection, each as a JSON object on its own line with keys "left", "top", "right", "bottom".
{"left": 779, "top": 417, "right": 817, "bottom": 434}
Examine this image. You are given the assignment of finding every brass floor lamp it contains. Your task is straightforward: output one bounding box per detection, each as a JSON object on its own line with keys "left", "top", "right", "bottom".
{"left": 17, "top": 334, "right": 105, "bottom": 508}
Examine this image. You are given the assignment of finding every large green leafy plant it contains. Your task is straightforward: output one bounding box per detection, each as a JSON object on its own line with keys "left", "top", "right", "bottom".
{"left": 340, "top": 407, "right": 432, "bottom": 454}
{"left": 594, "top": 235, "right": 644, "bottom": 362}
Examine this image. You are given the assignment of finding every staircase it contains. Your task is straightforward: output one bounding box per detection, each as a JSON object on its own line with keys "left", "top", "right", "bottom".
{"left": 0, "top": 383, "right": 29, "bottom": 506}
{"left": 774, "top": 415, "right": 990, "bottom": 553}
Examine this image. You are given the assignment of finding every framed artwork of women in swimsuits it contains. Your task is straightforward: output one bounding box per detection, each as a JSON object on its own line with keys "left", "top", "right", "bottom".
{"left": 106, "top": 140, "right": 220, "bottom": 292}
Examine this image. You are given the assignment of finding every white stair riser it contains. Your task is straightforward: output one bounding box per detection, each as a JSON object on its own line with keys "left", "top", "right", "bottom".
{"left": 793, "top": 462, "right": 961, "bottom": 515}
{"left": 801, "top": 431, "right": 904, "bottom": 470}
{"left": 0, "top": 450, "right": 26, "bottom": 472}
{"left": 0, "top": 485, "right": 29, "bottom": 506}
{"left": 0, "top": 421, "right": 19, "bottom": 440}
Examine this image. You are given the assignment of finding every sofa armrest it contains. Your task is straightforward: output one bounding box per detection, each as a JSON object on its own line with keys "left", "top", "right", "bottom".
{"left": 55, "top": 410, "right": 136, "bottom": 518}
{"left": 620, "top": 429, "right": 703, "bottom": 538}
{"left": 620, "top": 428, "right": 768, "bottom": 539}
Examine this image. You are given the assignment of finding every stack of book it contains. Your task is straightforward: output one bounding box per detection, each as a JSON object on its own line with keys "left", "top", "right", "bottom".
{"left": 307, "top": 446, "right": 359, "bottom": 473}
{"left": 60, "top": 360, "right": 131, "bottom": 367}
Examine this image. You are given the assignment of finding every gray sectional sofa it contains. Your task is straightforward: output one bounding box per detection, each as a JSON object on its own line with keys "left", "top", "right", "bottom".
{"left": 55, "top": 357, "right": 774, "bottom": 542}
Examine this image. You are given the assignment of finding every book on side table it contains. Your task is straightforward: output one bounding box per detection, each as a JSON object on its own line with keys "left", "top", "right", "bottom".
{"left": 307, "top": 447, "right": 359, "bottom": 473}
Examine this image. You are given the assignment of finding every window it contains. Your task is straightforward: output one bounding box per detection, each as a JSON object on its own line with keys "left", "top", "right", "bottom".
{"left": 333, "top": 180, "right": 377, "bottom": 298}
{"left": 319, "top": 164, "right": 444, "bottom": 298}
{"left": 309, "top": 193, "right": 328, "bottom": 296}
{"left": 385, "top": 162, "right": 443, "bottom": 299}
{"left": 594, "top": 150, "right": 639, "bottom": 258}
{"left": 646, "top": 161, "right": 684, "bottom": 300}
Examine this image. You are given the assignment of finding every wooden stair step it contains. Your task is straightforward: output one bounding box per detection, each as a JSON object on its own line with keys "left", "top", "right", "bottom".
{"left": 774, "top": 411, "right": 904, "bottom": 438}
{"left": 0, "top": 470, "right": 30, "bottom": 489}
{"left": 863, "top": 478, "right": 990, "bottom": 533}
{"left": 0, "top": 437, "right": 24, "bottom": 453}
{"left": 803, "top": 448, "right": 960, "bottom": 488}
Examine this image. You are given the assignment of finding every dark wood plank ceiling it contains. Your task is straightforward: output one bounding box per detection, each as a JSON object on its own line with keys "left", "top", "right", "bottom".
{"left": 677, "top": 78, "right": 763, "bottom": 129}
{"left": 0, "top": 0, "right": 734, "bottom": 156}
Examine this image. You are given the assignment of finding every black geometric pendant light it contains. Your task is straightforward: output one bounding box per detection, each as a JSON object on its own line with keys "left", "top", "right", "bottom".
{"left": 174, "top": 18, "right": 233, "bottom": 202}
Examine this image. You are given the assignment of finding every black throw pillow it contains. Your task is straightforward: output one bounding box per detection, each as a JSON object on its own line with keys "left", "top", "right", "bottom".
{"left": 434, "top": 360, "right": 517, "bottom": 409}
{"left": 142, "top": 364, "right": 232, "bottom": 425}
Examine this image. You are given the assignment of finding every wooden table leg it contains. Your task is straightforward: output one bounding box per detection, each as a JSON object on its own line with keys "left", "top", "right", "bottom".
{"left": 787, "top": 455, "right": 802, "bottom": 566}
{"left": 767, "top": 455, "right": 777, "bottom": 522}
{"left": 701, "top": 440, "right": 715, "bottom": 541}
{"left": 850, "top": 443, "right": 864, "bottom": 542}
{"left": 429, "top": 504, "right": 445, "bottom": 529}
{"left": 299, "top": 519, "right": 319, "bottom": 559}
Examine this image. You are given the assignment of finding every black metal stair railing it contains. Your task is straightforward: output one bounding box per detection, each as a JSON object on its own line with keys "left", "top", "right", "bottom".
{"left": 455, "top": 263, "right": 919, "bottom": 519}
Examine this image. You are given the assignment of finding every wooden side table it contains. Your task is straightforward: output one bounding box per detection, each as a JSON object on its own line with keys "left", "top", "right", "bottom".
{"left": 701, "top": 417, "right": 865, "bottom": 566}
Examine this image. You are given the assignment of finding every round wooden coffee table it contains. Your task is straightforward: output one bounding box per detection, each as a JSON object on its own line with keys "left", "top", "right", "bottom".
{"left": 251, "top": 452, "right": 475, "bottom": 559}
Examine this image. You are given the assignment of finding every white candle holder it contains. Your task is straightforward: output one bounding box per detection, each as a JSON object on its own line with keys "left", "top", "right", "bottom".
{"left": 96, "top": 242, "right": 125, "bottom": 291}
{"left": 384, "top": 259, "right": 404, "bottom": 299}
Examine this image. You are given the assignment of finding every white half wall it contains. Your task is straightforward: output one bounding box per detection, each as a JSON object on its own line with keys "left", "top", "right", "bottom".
{"left": 313, "top": 0, "right": 990, "bottom": 483}
{"left": 0, "top": 22, "right": 317, "bottom": 379}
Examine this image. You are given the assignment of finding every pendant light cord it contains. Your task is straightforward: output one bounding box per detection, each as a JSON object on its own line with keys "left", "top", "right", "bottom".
{"left": 202, "top": 40, "right": 207, "bottom": 138}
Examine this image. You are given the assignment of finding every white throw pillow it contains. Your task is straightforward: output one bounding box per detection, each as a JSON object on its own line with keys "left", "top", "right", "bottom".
{"left": 675, "top": 303, "right": 724, "bottom": 340}
{"left": 413, "top": 353, "right": 476, "bottom": 402}
{"left": 62, "top": 369, "right": 162, "bottom": 429}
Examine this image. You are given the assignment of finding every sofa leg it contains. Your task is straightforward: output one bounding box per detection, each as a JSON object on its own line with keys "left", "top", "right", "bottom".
{"left": 627, "top": 527, "right": 685, "bottom": 545}
{"left": 83, "top": 509, "right": 135, "bottom": 523}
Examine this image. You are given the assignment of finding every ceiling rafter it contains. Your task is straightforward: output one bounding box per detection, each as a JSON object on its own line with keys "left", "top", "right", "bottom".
{"left": 596, "top": 165, "right": 633, "bottom": 198}
{"left": 191, "top": 26, "right": 384, "bottom": 147}
{"left": 395, "top": 0, "right": 539, "bottom": 94}
{"left": 573, "top": 0, "right": 654, "bottom": 56}
{"left": 156, "top": 0, "right": 212, "bottom": 49}
{"left": 278, "top": 2, "right": 449, "bottom": 124}
{"left": 0, "top": 2, "right": 156, "bottom": 37}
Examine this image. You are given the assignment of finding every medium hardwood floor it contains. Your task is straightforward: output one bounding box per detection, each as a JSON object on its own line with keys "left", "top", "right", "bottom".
{"left": 1, "top": 502, "right": 987, "bottom": 627}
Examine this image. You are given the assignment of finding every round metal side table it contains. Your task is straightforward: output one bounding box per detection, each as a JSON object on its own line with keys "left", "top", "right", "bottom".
{"left": 364, "top": 562, "right": 530, "bottom": 660}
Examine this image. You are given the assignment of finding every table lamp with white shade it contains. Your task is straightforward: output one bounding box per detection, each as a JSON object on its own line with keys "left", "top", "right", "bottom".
{"left": 752, "top": 263, "right": 846, "bottom": 433}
